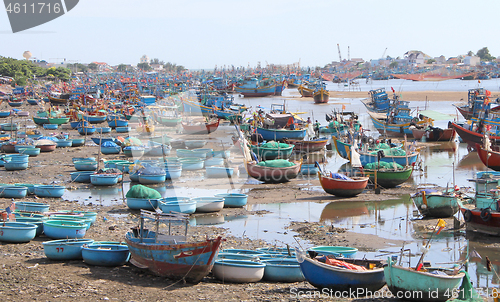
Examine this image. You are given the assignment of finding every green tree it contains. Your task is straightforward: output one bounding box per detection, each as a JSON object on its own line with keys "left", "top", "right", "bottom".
{"left": 87, "top": 62, "right": 99, "bottom": 71}
{"left": 137, "top": 62, "right": 152, "bottom": 71}
{"left": 117, "top": 64, "right": 129, "bottom": 72}
{"left": 389, "top": 61, "right": 398, "bottom": 69}
{"left": 477, "top": 47, "right": 495, "bottom": 61}
{"left": 426, "top": 59, "right": 436, "bottom": 64}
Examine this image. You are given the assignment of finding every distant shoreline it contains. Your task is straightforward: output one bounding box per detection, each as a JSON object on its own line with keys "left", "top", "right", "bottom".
{"left": 327, "top": 90, "right": 497, "bottom": 102}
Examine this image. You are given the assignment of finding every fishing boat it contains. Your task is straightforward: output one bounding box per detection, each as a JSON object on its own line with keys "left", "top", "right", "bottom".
{"left": 312, "top": 82, "right": 329, "bottom": 104}
{"left": 411, "top": 126, "right": 456, "bottom": 142}
{"left": 234, "top": 78, "right": 276, "bottom": 97}
{"left": 476, "top": 143, "right": 500, "bottom": 171}
{"left": 48, "top": 117, "right": 70, "bottom": 125}
{"left": 181, "top": 118, "right": 219, "bottom": 134}
{"left": 246, "top": 160, "right": 301, "bottom": 183}
{"left": 255, "top": 127, "right": 306, "bottom": 142}
{"left": 384, "top": 257, "right": 465, "bottom": 302}
{"left": 125, "top": 210, "right": 223, "bottom": 283}
{"left": 361, "top": 88, "right": 393, "bottom": 113}
{"left": 450, "top": 121, "right": 500, "bottom": 148}
{"left": 284, "top": 137, "right": 328, "bottom": 153}
{"left": 78, "top": 126, "right": 97, "bottom": 135}
{"left": 250, "top": 142, "right": 295, "bottom": 160}
{"left": 317, "top": 171, "right": 368, "bottom": 197}
{"left": 412, "top": 188, "right": 460, "bottom": 218}
{"left": 362, "top": 162, "right": 414, "bottom": 188}
{"left": 453, "top": 88, "right": 499, "bottom": 120}
{"left": 212, "top": 259, "right": 266, "bottom": 283}
{"left": 296, "top": 249, "right": 386, "bottom": 292}
{"left": 297, "top": 83, "right": 314, "bottom": 97}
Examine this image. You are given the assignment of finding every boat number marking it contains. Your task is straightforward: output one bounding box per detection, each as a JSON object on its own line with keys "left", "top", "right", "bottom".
{"left": 0, "top": 231, "right": 3, "bottom": 236}
{"left": 56, "top": 247, "right": 64, "bottom": 253}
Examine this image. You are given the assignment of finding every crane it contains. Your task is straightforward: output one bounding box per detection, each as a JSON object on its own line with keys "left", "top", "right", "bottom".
{"left": 337, "top": 44, "right": 342, "bottom": 62}
{"left": 381, "top": 48, "right": 387, "bottom": 59}
{"left": 348, "top": 46, "right": 350, "bottom": 61}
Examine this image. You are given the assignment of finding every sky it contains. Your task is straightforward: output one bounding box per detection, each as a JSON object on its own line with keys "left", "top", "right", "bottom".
{"left": 1, "top": 0, "right": 500, "bottom": 69}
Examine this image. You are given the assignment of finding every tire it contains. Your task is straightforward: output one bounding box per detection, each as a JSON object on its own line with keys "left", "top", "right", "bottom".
{"left": 464, "top": 209, "right": 473, "bottom": 222}
{"left": 480, "top": 208, "right": 492, "bottom": 222}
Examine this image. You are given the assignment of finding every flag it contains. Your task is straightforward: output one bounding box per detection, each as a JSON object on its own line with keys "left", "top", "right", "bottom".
{"left": 391, "top": 87, "right": 395, "bottom": 93}
{"left": 342, "top": 104, "right": 346, "bottom": 110}
{"left": 436, "top": 219, "right": 446, "bottom": 234}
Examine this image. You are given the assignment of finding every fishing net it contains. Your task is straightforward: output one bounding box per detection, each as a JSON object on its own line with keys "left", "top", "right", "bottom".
{"left": 102, "top": 141, "right": 119, "bottom": 148}
{"left": 126, "top": 184, "right": 161, "bottom": 199}
{"left": 330, "top": 172, "right": 352, "bottom": 180}
{"left": 364, "top": 162, "right": 404, "bottom": 170}
{"left": 370, "top": 148, "right": 406, "bottom": 156}
{"left": 260, "top": 141, "right": 290, "bottom": 149}
{"left": 256, "top": 159, "right": 294, "bottom": 168}
{"left": 457, "top": 270, "right": 483, "bottom": 301}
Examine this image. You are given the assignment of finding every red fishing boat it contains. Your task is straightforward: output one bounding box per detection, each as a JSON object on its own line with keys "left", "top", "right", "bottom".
{"left": 318, "top": 172, "right": 369, "bottom": 197}
{"left": 181, "top": 119, "right": 220, "bottom": 135}
{"left": 459, "top": 205, "right": 500, "bottom": 236}
{"left": 450, "top": 122, "right": 500, "bottom": 148}
{"left": 411, "top": 126, "right": 456, "bottom": 141}
{"left": 476, "top": 143, "right": 500, "bottom": 171}
{"left": 313, "top": 87, "right": 329, "bottom": 104}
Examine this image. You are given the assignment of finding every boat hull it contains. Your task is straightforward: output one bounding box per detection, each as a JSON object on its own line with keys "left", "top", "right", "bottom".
{"left": 284, "top": 138, "right": 328, "bottom": 153}
{"left": 255, "top": 127, "right": 306, "bottom": 142}
{"left": 318, "top": 172, "right": 368, "bottom": 197}
{"left": 246, "top": 161, "right": 300, "bottom": 183}
{"left": 363, "top": 167, "right": 413, "bottom": 188}
{"left": 476, "top": 143, "right": 500, "bottom": 171}
{"left": 125, "top": 233, "right": 222, "bottom": 283}
{"left": 413, "top": 193, "right": 459, "bottom": 218}
{"left": 181, "top": 120, "right": 219, "bottom": 134}
{"left": 411, "top": 127, "right": 456, "bottom": 142}
{"left": 459, "top": 206, "right": 500, "bottom": 236}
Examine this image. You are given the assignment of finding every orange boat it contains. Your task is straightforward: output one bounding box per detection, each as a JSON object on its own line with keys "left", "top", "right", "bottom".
{"left": 318, "top": 172, "right": 368, "bottom": 197}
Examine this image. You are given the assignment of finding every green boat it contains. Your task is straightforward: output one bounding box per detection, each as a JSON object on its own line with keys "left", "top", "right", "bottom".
{"left": 363, "top": 163, "right": 413, "bottom": 188}
{"left": 250, "top": 143, "right": 295, "bottom": 161}
{"left": 384, "top": 258, "right": 465, "bottom": 302}
{"left": 412, "top": 189, "right": 460, "bottom": 218}
{"left": 48, "top": 117, "right": 70, "bottom": 125}
{"left": 156, "top": 115, "right": 182, "bottom": 127}
{"left": 33, "top": 116, "right": 49, "bottom": 125}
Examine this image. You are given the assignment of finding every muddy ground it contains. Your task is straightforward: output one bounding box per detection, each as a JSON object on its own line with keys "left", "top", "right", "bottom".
{"left": 0, "top": 88, "right": 480, "bottom": 301}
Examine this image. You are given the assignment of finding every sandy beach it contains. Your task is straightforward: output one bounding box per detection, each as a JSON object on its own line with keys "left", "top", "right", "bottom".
{"left": 0, "top": 87, "right": 473, "bottom": 301}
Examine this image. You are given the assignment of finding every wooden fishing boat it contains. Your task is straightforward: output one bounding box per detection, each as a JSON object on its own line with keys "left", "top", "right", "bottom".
{"left": 48, "top": 95, "right": 70, "bottom": 105}
{"left": 8, "top": 100, "right": 23, "bottom": 107}
{"left": 313, "top": 87, "right": 329, "bottom": 104}
{"left": 246, "top": 160, "right": 301, "bottom": 183}
{"left": 476, "top": 143, "right": 500, "bottom": 171}
{"left": 368, "top": 111, "right": 429, "bottom": 138}
{"left": 33, "top": 116, "right": 49, "bottom": 125}
{"left": 411, "top": 126, "right": 456, "bottom": 142}
{"left": 250, "top": 144, "right": 295, "bottom": 160}
{"left": 297, "top": 84, "right": 314, "bottom": 97}
{"left": 48, "top": 117, "right": 70, "bottom": 125}
{"left": 459, "top": 201, "right": 500, "bottom": 236}
{"left": 450, "top": 122, "right": 500, "bottom": 148}
{"left": 234, "top": 79, "right": 276, "bottom": 97}
{"left": 318, "top": 171, "right": 368, "bottom": 197}
{"left": 296, "top": 249, "right": 386, "bottom": 292}
{"left": 363, "top": 165, "right": 414, "bottom": 188}
{"left": 284, "top": 137, "right": 328, "bottom": 153}
{"left": 412, "top": 189, "right": 460, "bottom": 218}
{"left": 125, "top": 210, "right": 223, "bottom": 283}
{"left": 384, "top": 258, "right": 465, "bottom": 302}
{"left": 181, "top": 119, "right": 219, "bottom": 134}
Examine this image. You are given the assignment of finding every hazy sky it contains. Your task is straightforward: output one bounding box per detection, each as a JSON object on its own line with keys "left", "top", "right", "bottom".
{"left": 1, "top": 0, "right": 499, "bottom": 69}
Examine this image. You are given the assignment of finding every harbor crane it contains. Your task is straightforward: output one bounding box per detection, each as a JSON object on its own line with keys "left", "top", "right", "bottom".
{"left": 381, "top": 48, "right": 387, "bottom": 59}
{"left": 337, "top": 44, "right": 342, "bottom": 62}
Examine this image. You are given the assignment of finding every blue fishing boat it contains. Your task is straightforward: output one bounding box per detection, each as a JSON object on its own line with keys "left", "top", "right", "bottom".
{"left": 95, "top": 127, "right": 112, "bottom": 134}
{"left": 262, "top": 258, "right": 305, "bottom": 282}
{"left": 78, "top": 126, "right": 96, "bottom": 135}
{"left": 70, "top": 171, "right": 94, "bottom": 183}
{"left": 107, "top": 117, "right": 129, "bottom": 128}
{"left": 234, "top": 78, "right": 276, "bottom": 97}
{"left": 34, "top": 185, "right": 65, "bottom": 198}
{"left": 82, "top": 114, "right": 107, "bottom": 124}
{"left": 0, "top": 111, "right": 11, "bottom": 118}
{"left": 90, "top": 174, "right": 120, "bottom": 186}
{"left": 296, "top": 249, "right": 386, "bottom": 292}
{"left": 56, "top": 139, "right": 72, "bottom": 148}
{"left": 43, "top": 123, "right": 58, "bottom": 130}
{"left": 158, "top": 197, "right": 197, "bottom": 214}
{"left": 43, "top": 220, "right": 87, "bottom": 239}
{"left": 15, "top": 201, "right": 49, "bottom": 212}
{"left": 74, "top": 160, "right": 98, "bottom": 171}
{"left": 1, "top": 186, "right": 28, "bottom": 198}
{"left": 138, "top": 173, "right": 166, "bottom": 184}
{"left": 126, "top": 197, "right": 159, "bottom": 210}
{"left": 70, "top": 120, "right": 88, "bottom": 129}
{"left": 255, "top": 127, "right": 306, "bottom": 141}
{"left": 165, "top": 163, "right": 182, "bottom": 179}
{"left": 214, "top": 193, "right": 248, "bottom": 208}
{"left": 82, "top": 244, "right": 130, "bottom": 266}
{"left": 125, "top": 210, "right": 223, "bottom": 283}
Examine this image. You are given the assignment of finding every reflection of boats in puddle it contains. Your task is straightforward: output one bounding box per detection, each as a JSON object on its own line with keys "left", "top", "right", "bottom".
{"left": 424, "top": 141, "right": 459, "bottom": 153}
{"left": 461, "top": 239, "right": 500, "bottom": 286}
{"left": 456, "top": 151, "right": 486, "bottom": 171}
{"left": 190, "top": 213, "right": 249, "bottom": 226}
{"left": 320, "top": 201, "right": 368, "bottom": 221}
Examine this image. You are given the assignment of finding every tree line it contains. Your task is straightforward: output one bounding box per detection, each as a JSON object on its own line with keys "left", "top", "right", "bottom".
{"left": 0, "top": 56, "right": 71, "bottom": 86}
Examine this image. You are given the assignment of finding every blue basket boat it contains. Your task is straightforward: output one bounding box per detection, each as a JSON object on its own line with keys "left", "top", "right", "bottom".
{"left": 179, "top": 158, "right": 204, "bottom": 170}
{"left": 90, "top": 174, "right": 120, "bottom": 186}
{"left": 43, "top": 124, "right": 58, "bottom": 130}
{"left": 205, "top": 166, "right": 234, "bottom": 178}
{"left": 91, "top": 137, "right": 116, "bottom": 145}
{"left": 9, "top": 154, "right": 29, "bottom": 162}
{"left": 43, "top": 239, "right": 95, "bottom": 260}
{"left": 14, "top": 217, "right": 44, "bottom": 236}
{"left": 126, "top": 197, "right": 159, "bottom": 210}
{"left": 158, "top": 197, "right": 196, "bottom": 214}
{"left": 129, "top": 172, "right": 140, "bottom": 182}
{"left": 165, "top": 163, "right": 182, "bottom": 179}
{"left": 74, "top": 160, "right": 98, "bottom": 171}
{"left": 82, "top": 244, "right": 130, "bottom": 266}
{"left": 15, "top": 201, "right": 50, "bottom": 213}
{"left": 204, "top": 157, "right": 224, "bottom": 167}
{"left": 78, "top": 126, "right": 96, "bottom": 135}
{"left": 34, "top": 185, "right": 66, "bottom": 198}
{"left": 4, "top": 161, "right": 28, "bottom": 170}
{"left": 16, "top": 147, "right": 41, "bottom": 156}
{"left": 56, "top": 139, "right": 72, "bottom": 148}
{"left": 95, "top": 127, "right": 112, "bottom": 134}
{"left": 214, "top": 193, "right": 248, "bottom": 208}
{"left": 116, "top": 126, "right": 131, "bottom": 133}
{"left": 101, "top": 146, "right": 121, "bottom": 154}
{"left": 71, "top": 138, "right": 85, "bottom": 147}
{"left": 307, "top": 246, "right": 358, "bottom": 258}
{"left": 0, "top": 110, "right": 11, "bottom": 117}
{"left": 47, "top": 215, "right": 92, "bottom": 230}
{"left": 194, "top": 197, "right": 224, "bottom": 213}
{"left": 70, "top": 121, "right": 88, "bottom": 129}
{"left": 261, "top": 258, "right": 305, "bottom": 282}
{"left": 184, "top": 140, "right": 206, "bottom": 149}
{"left": 72, "top": 157, "right": 96, "bottom": 163}
{"left": 1, "top": 186, "right": 28, "bottom": 198}
{"left": 70, "top": 171, "right": 94, "bottom": 183}
{"left": 59, "top": 211, "right": 97, "bottom": 224}
{"left": 138, "top": 173, "right": 166, "bottom": 184}
{"left": 177, "top": 149, "right": 208, "bottom": 158}
{"left": 43, "top": 220, "right": 87, "bottom": 239}
{"left": 0, "top": 222, "right": 38, "bottom": 243}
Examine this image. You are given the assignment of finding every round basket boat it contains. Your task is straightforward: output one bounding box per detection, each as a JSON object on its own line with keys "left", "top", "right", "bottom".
{"left": 14, "top": 217, "right": 44, "bottom": 236}
{"left": 90, "top": 174, "right": 120, "bottom": 186}
{"left": 43, "top": 220, "right": 87, "bottom": 239}
{"left": 158, "top": 197, "right": 196, "bottom": 214}
{"left": 34, "top": 185, "right": 65, "bottom": 198}
{"left": 193, "top": 197, "right": 224, "bottom": 213}
{"left": 0, "top": 222, "right": 37, "bottom": 243}
{"left": 212, "top": 259, "right": 266, "bottom": 283}
{"left": 43, "top": 239, "right": 95, "bottom": 260}
{"left": 1, "top": 186, "right": 28, "bottom": 198}
{"left": 82, "top": 244, "right": 130, "bottom": 266}
{"left": 74, "top": 160, "right": 98, "bottom": 171}
{"left": 126, "top": 197, "right": 159, "bottom": 210}
{"left": 214, "top": 193, "right": 248, "bottom": 208}
{"left": 138, "top": 173, "right": 166, "bottom": 184}
{"left": 15, "top": 201, "right": 50, "bottom": 213}
{"left": 70, "top": 171, "right": 95, "bottom": 183}
{"left": 261, "top": 258, "right": 305, "bottom": 282}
